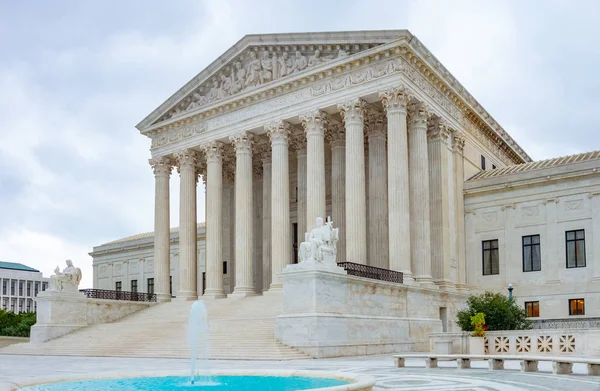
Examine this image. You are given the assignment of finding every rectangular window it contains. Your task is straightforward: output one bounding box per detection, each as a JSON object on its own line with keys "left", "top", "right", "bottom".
{"left": 569, "top": 298, "right": 585, "bottom": 315}
{"left": 115, "top": 281, "right": 122, "bottom": 292}
{"left": 27, "top": 281, "right": 31, "bottom": 297}
{"left": 2, "top": 280, "right": 6, "bottom": 295}
{"left": 481, "top": 155, "right": 486, "bottom": 170}
{"left": 42, "top": 282, "right": 48, "bottom": 291}
{"left": 147, "top": 278, "right": 155, "bottom": 295}
{"left": 34, "top": 282, "right": 39, "bottom": 296}
{"left": 26, "top": 299, "right": 32, "bottom": 313}
{"left": 482, "top": 239, "right": 499, "bottom": 275}
{"left": 18, "top": 281, "right": 23, "bottom": 296}
{"left": 223, "top": 261, "right": 227, "bottom": 275}
{"left": 131, "top": 280, "right": 138, "bottom": 293}
{"left": 522, "top": 235, "right": 541, "bottom": 272}
{"left": 525, "top": 301, "right": 539, "bottom": 317}
{"left": 11, "top": 280, "right": 16, "bottom": 295}
{"left": 566, "top": 230, "right": 586, "bottom": 268}
{"left": 19, "top": 298, "right": 24, "bottom": 312}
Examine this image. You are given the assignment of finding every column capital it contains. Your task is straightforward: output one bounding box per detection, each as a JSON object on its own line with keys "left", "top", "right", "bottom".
{"left": 338, "top": 98, "right": 367, "bottom": 125}
{"left": 266, "top": 120, "right": 291, "bottom": 145}
{"left": 326, "top": 123, "right": 345, "bottom": 147}
{"left": 149, "top": 156, "right": 174, "bottom": 177}
{"left": 174, "top": 149, "right": 200, "bottom": 173}
{"left": 202, "top": 140, "right": 224, "bottom": 163}
{"left": 300, "top": 110, "right": 329, "bottom": 136}
{"left": 427, "top": 116, "right": 452, "bottom": 144}
{"left": 408, "top": 101, "right": 431, "bottom": 129}
{"left": 379, "top": 86, "right": 411, "bottom": 114}
{"left": 366, "top": 110, "right": 387, "bottom": 140}
{"left": 452, "top": 132, "right": 466, "bottom": 154}
{"left": 229, "top": 131, "right": 254, "bottom": 155}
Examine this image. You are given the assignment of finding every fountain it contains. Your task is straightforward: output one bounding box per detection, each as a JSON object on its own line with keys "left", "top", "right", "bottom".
{"left": 188, "top": 300, "right": 210, "bottom": 385}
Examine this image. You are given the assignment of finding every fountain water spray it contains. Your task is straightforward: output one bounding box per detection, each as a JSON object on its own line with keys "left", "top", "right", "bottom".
{"left": 188, "top": 300, "right": 210, "bottom": 385}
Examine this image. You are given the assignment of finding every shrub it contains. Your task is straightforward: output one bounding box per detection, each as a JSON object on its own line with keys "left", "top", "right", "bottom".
{"left": 470, "top": 312, "right": 486, "bottom": 337}
{"left": 457, "top": 292, "right": 531, "bottom": 332}
{"left": 0, "top": 309, "right": 36, "bottom": 337}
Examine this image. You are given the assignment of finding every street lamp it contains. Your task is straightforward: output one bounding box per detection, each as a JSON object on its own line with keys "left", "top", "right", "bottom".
{"left": 508, "top": 283, "right": 513, "bottom": 299}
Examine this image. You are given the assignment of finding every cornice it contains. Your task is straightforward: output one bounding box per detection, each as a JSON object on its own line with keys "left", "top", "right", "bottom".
{"left": 140, "top": 32, "right": 529, "bottom": 165}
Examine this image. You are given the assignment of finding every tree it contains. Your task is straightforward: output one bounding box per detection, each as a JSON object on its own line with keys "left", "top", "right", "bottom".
{"left": 457, "top": 292, "right": 531, "bottom": 331}
{"left": 0, "top": 309, "right": 36, "bottom": 337}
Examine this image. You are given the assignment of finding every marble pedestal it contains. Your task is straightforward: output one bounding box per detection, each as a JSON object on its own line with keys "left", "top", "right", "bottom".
{"left": 31, "top": 291, "right": 88, "bottom": 344}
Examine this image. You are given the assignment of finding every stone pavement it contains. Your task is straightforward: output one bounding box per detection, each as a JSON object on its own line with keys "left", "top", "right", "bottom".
{"left": 2, "top": 354, "right": 600, "bottom": 390}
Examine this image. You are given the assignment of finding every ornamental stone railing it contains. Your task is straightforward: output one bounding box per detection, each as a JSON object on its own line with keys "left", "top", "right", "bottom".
{"left": 531, "top": 317, "right": 600, "bottom": 330}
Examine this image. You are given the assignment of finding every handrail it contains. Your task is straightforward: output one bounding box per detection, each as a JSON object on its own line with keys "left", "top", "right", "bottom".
{"left": 79, "top": 289, "right": 156, "bottom": 302}
{"left": 337, "top": 262, "right": 403, "bottom": 284}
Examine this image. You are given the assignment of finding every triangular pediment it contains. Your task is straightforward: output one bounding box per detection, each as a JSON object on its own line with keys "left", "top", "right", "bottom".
{"left": 136, "top": 30, "right": 411, "bottom": 130}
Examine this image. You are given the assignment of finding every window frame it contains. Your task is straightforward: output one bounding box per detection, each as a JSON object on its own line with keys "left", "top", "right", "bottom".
{"left": 147, "top": 278, "right": 155, "bottom": 295}
{"left": 481, "top": 155, "right": 486, "bottom": 170}
{"left": 131, "top": 280, "right": 138, "bottom": 293}
{"left": 566, "top": 229, "right": 586, "bottom": 268}
{"left": 482, "top": 239, "right": 499, "bottom": 275}
{"left": 569, "top": 298, "right": 585, "bottom": 315}
{"left": 115, "top": 281, "right": 122, "bottom": 292}
{"left": 522, "top": 234, "right": 541, "bottom": 272}
{"left": 524, "top": 301, "right": 540, "bottom": 317}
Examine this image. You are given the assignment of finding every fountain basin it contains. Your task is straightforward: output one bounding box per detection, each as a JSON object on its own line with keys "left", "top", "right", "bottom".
{"left": 4, "top": 369, "right": 375, "bottom": 391}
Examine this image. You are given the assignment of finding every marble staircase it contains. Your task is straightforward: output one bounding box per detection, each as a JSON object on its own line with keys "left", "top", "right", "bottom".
{"left": 0, "top": 292, "right": 311, "bottom": 360}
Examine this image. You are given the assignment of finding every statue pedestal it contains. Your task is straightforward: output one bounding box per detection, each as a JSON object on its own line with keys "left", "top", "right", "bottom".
{"left": 31, "top": 291, "right": 88, "bottom": 344}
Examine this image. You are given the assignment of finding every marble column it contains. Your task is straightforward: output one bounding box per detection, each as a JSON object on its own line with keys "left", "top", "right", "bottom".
{"left": 338, "top": 98, "right": 367, "bottom": 264}
{"left": 427, "top": 116, "right": 453, "bottom": 289}
{"left": 150, "top": 157, "right": 173, "bottom": 302}
{"left": 230, "top": 132, "right": 255, "bottom": 296}
{"left": 262, "top": 152, "right": 272, "bottom": 291}
{"left": 267, "top": 121, "right": 291, "bottom": 289}
{"left": 294, "top": 135, "right": 308, "bottom": 240}
{"left": 408, "top": 101, "right": 434, "bottom": 285}
{"left": 367, "top": 111, "right": 389, "bottom": 269}
{"left": 330, "top": 124, "right": 346, "bottom": 263}
{"left": 380, "top": 88, "right": 412, "bottom": 277}
{"left": 452, "top": 134, "right": 468, "bottom": 291}
{"left": 252, "top": 164, "right": 263, "bottom": 293}
{"left": 202, "top": 142, "right": 226, "bottom": 298}
{"left": 301, "top": 110, "right": 328, "bottom": 228}
{"left": 175, "top": 149, "right": 199, "bottom": 299}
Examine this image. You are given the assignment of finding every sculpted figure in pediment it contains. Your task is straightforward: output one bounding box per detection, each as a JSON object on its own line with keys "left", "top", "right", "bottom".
{"left": 246, "top": 51, "right": 262, "bottom": 87}
{"left": 218, "top": 74, "right": 231, "bottom": 99}
{"left": 277, "top": 52, "right": 292, "bottom": 78}
{"left": 336, "top": 49, "right": 349, "bottom": 58}
{"left": 186, "top": 92, "right": 204, "bottom": 110}
{"left": 233, "top": 61, "right": 246, "bottom": 92}
{"left": 291, "top": 51, "right": 308, "bottom": 73}
{"left": 260, "top": 51, "right": 274, "bottom": 84}
{"left": 308, "top": 49, "right": 324, "bottom": 67}
{"left": 207, "top": 80, "right": 220, "bottom": 102}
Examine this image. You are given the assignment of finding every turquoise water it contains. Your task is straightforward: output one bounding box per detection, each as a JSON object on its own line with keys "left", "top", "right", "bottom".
{"left": 21, "top": 375, "right": 349, "bottom": 391}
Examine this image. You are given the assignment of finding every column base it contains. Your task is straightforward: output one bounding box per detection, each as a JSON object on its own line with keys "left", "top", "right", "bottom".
{"left": 400, "top": 272, "right": 418, "bottom": 285}
{"left": 229, "top": 288, "right": 258, "bottom": 298}
{"left": 414, "top": 275, "right": 437, "bottom": 288}
{"left": 203, "top": 290, "right": 227, "bottom": 299}
{"left": 156, "top": 294, "right": 172, "bottom": 303}
{"left": 433, "top": 279, "right": 456, "bottom": 291}
{"left": 175, "top": 291, "right": 198, "bottom": 301}
{"left": 268, "top": 283, "right": 283, "bottom": 292}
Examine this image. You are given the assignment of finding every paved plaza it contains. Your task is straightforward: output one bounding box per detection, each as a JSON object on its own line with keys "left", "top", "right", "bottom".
{"left": 2, "top": 354, "right": 600, "bottom": 390}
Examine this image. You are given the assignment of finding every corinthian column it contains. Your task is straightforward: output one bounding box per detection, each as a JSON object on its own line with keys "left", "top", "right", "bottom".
{"left": 367, "top": 111, "right": 389, "bottom": 269}
{"left": 230, "top": 132, "right": 255, "bottom": 296}
{"left": 338, "top": 98, "right": 367, "bottom": 264}
{"left": 329, "top": 124, "right": 346, "bottom": 263}
{"left": 149, "top": 156, "right": 173, "bottom": 302}
{"left": 301, "top": 110, "right": 328, "bottom": 228}
{"left": 427, "top": 116, "right": 453, "bottom": 289}
{"left": 262, "top": 151, "right": 272, "bottom": 291}
{"left": 408, "top": 102, "right": 434, "bottom": 285}
{"left": 175, "top": 149, "right": 199, "bottom": 299}
{"left": 380, "top": 88, "right": 412, "bottom": 278}
{"left": 293, "top": 134, "right": 307, "bottom": 241}
{"left": 452, "top": 134, "right": 467, "bottom": 291}
{"left": 202, "top": 141, "right": 226, "bottom": 298}
{"left": 267, "top": 121, "right": 291, "bottom": 289}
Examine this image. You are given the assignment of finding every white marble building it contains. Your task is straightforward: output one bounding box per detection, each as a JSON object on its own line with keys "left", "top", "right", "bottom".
{"left": 0, "top": 262, "right": 49, "bottom": 314}
{"left": 90, "top": 30, "right": 600, "bottom": 324}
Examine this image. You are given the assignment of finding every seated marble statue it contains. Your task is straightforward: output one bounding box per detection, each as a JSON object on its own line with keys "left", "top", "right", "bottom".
{"left": 49, "top": 259, "right": 82, "bottom": 293}
{"left": 298, "top": 217, "right": 339, "bottom": 265}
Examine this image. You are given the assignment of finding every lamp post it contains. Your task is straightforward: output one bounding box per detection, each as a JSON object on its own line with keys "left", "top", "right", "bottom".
{"left": 508, "top": 283, "right": 513, "bottom": 299}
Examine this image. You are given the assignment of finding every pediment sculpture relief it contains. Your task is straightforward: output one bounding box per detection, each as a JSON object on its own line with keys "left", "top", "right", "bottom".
{"left": 159, "top": 44, "right": 373, "bottom": 123}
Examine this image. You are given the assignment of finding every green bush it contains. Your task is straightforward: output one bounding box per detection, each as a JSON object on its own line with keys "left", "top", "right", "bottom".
{"left": 457, "top": 292, "right": 531, "bottom": 332}
{"left": 0, "top": 309, "right": 36, "bottom": 337}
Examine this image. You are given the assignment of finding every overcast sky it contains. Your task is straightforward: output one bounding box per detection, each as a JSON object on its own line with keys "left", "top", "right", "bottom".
{"left": 1, "top": 0, "right": 598, "bottom": 289}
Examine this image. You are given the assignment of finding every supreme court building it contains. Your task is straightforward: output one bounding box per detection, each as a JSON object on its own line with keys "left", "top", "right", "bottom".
{"left": 92, "top": 30, "right": 600, "bottom": 323}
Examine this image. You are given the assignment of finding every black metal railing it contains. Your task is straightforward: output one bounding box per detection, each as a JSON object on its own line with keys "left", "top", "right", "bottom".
{"left": 337, "top": 262, "right": 403, "bottom": 284}
{"left": 79, "top": 289, "right": 157, "bottom": 302}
